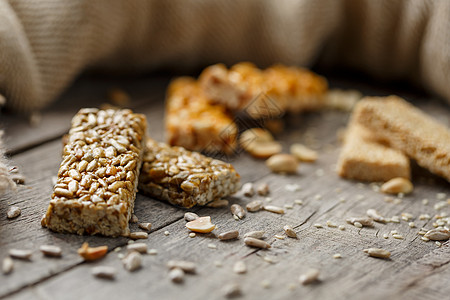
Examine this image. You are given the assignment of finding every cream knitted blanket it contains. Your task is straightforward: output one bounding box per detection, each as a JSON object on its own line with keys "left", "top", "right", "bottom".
{"left": 0, "top": 0, "right": 449, "bottom": 113}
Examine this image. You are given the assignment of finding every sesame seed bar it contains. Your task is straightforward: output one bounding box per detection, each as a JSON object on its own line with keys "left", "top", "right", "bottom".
{"left": 199, "top": 62, "right": 328, "bottom": 118}
{"left": 42, "top": 108, "right": 147, "bottom": 236}
{"left": 166, "top": 77, "right": 237, "bottom": 154}
{"left": 337, "top": 117, "right": 410, "bottom": 182}
{"left": 139, "top": 139, "right": 240, "bottom": 208}
{"left": 355, "top": 96, "right": 450, "bottom": 182}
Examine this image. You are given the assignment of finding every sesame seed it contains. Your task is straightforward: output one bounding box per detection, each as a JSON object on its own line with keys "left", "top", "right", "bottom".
{"left": 294, "top": 199, "right": 303, "bottom": 205}
{"left": 354, "top": 222, "right": 363, "bottom": 228}
{"left": 409, "top": 222, "right": 416, "bottom": 228}
{"left": 274, "top": 234, "right": 285, "bottom": 240}
{"left": 422, "top": 199, "right": 429, "bottom": 205}
{"left": 392, "top": 234, "right": 404, "bottom": 239}
{"left": 164, "top": 231, "right": 170, "bottom": 236}
{"left": 383, "top": 234, "right": 389, "bottom": 239}
{"left": 207, "top": 243, "right": 217, "bottom": 249}
{"left": 338, "top": 225, "right": 345, "bottom": 231}
{"left": 189, "top": 233, "right": 196, "bottom": 238}
{"left": 333, "top": 253, "right": 342, "bottom": 259}
{"left": 313, "top": 223, "right": 323, "bottom": 228}
{"left": 147, "top": 249, "right": 158, "bottom": 255}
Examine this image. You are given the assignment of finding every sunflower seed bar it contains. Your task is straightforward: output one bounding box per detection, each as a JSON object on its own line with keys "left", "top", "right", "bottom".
{"left": 356, "top": 96, "right": 450, "bottom": 182}
{"left": 42, "top": 108, "right": 147, "bottom": 236}
{"left": 337, "top": 117, "right": 410, "bottom": 182}
{"left": 139, "top": 139, "right": 240, "bottom": 208}
{"left": 166, "top": 77, "right": 237, "bottom": 154}
{"left": 199, "top": 62, "right": 328, "bottom": 118}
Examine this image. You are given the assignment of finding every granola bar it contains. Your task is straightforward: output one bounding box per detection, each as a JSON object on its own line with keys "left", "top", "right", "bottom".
{"left": 42, "top": 108, "right": 147, "bottom": 236}
{"left": 139, "top": 139, "right": 240, "bottom": 208}
{"left": 337, "top": 117, "right": 410, "bottom": 182}
{"left": 166, "top": 77, "right": 237, "bottom": 154}
{"left": 355, "top": 96, "right": 450, "bottom": 182}
{"left": 199, "top": 62, "right": 328, "bottom": 118}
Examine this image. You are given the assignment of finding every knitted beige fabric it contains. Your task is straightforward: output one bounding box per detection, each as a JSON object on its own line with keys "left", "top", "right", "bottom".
{"left": 0, "top": 0, "right": 449, "bottom": 112}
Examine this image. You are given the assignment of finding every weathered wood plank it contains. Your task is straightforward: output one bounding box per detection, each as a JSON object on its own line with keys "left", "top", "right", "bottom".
{"left": 1, "top": 75, "right": 450, "bottom": 300}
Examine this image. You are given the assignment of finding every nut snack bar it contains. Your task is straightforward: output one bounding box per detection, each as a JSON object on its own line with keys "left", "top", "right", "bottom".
{"left": 166, "top": 77, "right": 237, "bottom": 154}
{"left": 42, "top": 108, "right": 147, "bottom": 236}
{"left": 199, "top": 62, "right": 328, "bottom": 118}
{"left": 356, "top": 96, "right": 450, "bottom": 182}
{"left": 337, "top": 118, "right": 410, "bottom": 182}
{"left": 139, "top": 139, "right": 240, "bottom": 208}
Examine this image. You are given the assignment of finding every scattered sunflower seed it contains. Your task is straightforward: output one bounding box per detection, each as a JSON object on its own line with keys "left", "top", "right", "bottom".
{"left": 233, "top": 261, "right": 247, "bottom": 274}
{"left": 290, "top": 143, "right": 318, "bottom": 162}
{"left": 39, "top": 245, "right": 62, "bottom": 257}
{"left": 284, "top": 204, "right": 294, "bottom": 210}
{"left": 223, "top": 283, "right": 242, "bottom": 298}
{"left": 285, "top": 184, "right": 301, "bottom": 192}
{"left": 184, "top": 212, "right": 199, "bottom": 222}
{"left": 244, "top": 231, "right": 265, "bottom": 239}
{"left": 169, "top": 267, "right": 185, "bottom": 283}
{"left": 246, "top": 200, "right": 263, "bottom": 212}
{"left": 123, "top": 251, "right": 142, "bottom": 271}
{"left": 366, "top": 209, "right": 386, "bottom": 223}
{"left": 424, "top": 228, "right": 450, "bottom": 241}
{"left": 326, "top": 220, "right": 337, "bottom": 228}
{"left": 2, "top": 257, "right": 13, "bottom": 274}
{"left": 261, "top": 280, "right": 271, "bottom": 289}
{"left": 7, "top": 206, "right": 21, "bottom": 219}
{"left": 92, "top": 266, "right": 117, "bottom": 279}
{"left": 127, "top": 243, "right": 148, "bottom": 253}
{"left": 354, "top": 222, "right": 363, "bottom": 228}
{"left": 167, "top": 260, "right": 196, "bottom": 273}
{"left": 147, "top": 249, "right": 158, "bottom": 255}
{"left": 241, "top": 182, "right": 254, "bottom": 197}
{"left": 346, "top": 217, "right": 374, "bottom": 227}
{"left": 283, "top": 225, "right": 297, "bottom": 238}
{"left": 244, "top": 237, "right": 271, "bottom": 249}
{"left": 256, "top": 183, "right": 270, "bottom": 196}
{"left": 231, "top": 204, "right": 246, "bottom": 219}
{"left": 9, "top": 249, "right": 32, "bottom": 260}
{"left": 263, "top": 205, "right": 285, "bottom": 214}
{"left": 129, "top": 232, "right": 148, "bottom": 240}
{"left": 266, "top": 154, "right": 299, "bottom": 174}
{"left": 299, "top": 269, "right": 320, "bottom": 285}
{"left": 218, "top": 230, "right": 239, "bottom": 241}
{"left": 138, "top": 223, "right": 152, "bottom": 231}
{"left": 380, "top": 177, "right": 413, "bottom": 194}
{"left": 363, "top": 248, "right": 391, "bottom": 259}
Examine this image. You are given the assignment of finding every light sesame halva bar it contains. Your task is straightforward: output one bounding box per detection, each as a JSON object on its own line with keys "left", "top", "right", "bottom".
{"left": 337, "top": 117, "right": 410, "bottom": 182}
{"left": 199, "top": 62, "right": 328, "bottom": 118}
{"left": 166, "top": 77, "right": 237, "bottom": 154}
{"left": 356, "top": 96, "right": 450, "bottom": 182}
{"left": 42, "top": 108, "right": 147, "bottom": 236}
{"left": 139, "top": 139, "right": 240, "bottom": 208}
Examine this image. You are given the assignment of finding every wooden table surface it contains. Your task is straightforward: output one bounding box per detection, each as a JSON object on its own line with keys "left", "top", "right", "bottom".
{"left": 1, "top": 74, "right": 449, "bottom": 300}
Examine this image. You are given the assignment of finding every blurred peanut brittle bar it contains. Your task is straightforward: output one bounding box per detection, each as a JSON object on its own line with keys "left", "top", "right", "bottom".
{"left": 199, "top": 62, "right": 328, "bottom": 118}
{"left": 42, "top": 108, "right": 147, "bottom": 236}
{"left": 139, "top": 139, "right": 240, "bottom": 208}
{"left": 355, "top": 96, "right": 450, "bottom": 182}
{"left": 166, "top": 77, "right": 237, "bottom": 154}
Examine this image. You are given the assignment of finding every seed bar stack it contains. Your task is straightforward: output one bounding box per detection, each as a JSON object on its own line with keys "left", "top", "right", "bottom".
{"left": 355, "top": 96, "right": 450, "bottom": 182}
{"left": 139, "top": 139, "right": 240, "bottom": 208}
{"left": 199, "top": 62, "right": 328, "bottom": 118}
{"left": 166, "top": 77, "right": 237, "bottom": 154}
{"left": 42, "top": 108, "right": 147, "bottom": 236}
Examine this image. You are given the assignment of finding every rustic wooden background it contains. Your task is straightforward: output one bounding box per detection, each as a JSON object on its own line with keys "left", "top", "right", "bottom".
{"left": 1, "top": 73, "right": 449, "bottom": 300}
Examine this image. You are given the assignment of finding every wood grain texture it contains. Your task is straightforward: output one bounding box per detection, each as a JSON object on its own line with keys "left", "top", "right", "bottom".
{"left": 1, "top": 75, "right": 449, "bottom": 300}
